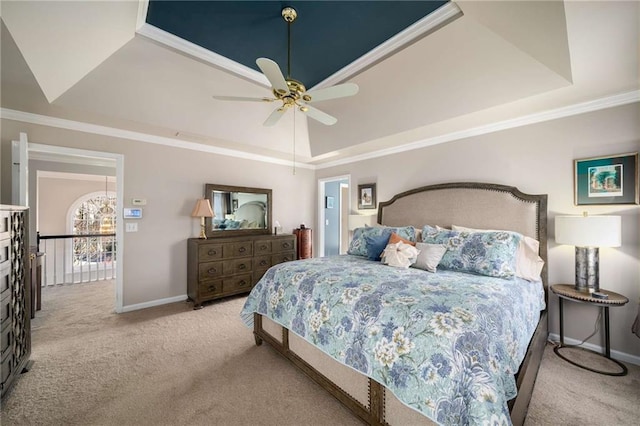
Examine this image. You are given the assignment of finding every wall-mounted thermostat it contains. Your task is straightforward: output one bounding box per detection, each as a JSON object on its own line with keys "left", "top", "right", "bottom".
{"left": 123, "top": 208, "right": 143, "bottom": 219}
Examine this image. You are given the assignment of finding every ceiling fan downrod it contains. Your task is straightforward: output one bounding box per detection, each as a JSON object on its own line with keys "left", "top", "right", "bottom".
{"left": 282, "top": 7, "right": 297, "bottom": 79}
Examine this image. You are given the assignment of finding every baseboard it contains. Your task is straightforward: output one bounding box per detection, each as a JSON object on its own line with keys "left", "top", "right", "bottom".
{"left": 548, "top": 333, "right": 640, "bottom": 366}
{"left": 120, "top": 294, "right": 188, "bottom": 313}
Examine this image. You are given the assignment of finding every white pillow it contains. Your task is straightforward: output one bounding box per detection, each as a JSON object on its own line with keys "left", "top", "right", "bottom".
{"left": 381, "top": 242, "right": 420, "bottom": 268}
{"left": 451, "top": 225, "right": 544, "bottom": 281}
{"left": 412, "top": 243, "right": 447, "bottom": 273}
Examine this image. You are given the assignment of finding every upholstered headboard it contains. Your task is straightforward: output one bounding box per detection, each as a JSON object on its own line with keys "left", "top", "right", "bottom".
{"left": 378, "top": 182, "right": 548, "bottom": 288}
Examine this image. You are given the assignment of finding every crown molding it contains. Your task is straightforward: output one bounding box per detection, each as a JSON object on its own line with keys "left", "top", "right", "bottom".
{"left": 2, "top": 90, "right": 637, "bottom": 170}
{"left": 135, "top": 3, "right": 462, "bottom": 91}
{"left": 0, "top": 108, "right": 312, "bottom": 169}
{"left": 315, "top": 90, "right": 640, "bottom": 169}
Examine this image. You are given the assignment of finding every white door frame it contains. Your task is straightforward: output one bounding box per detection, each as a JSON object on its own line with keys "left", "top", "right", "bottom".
{"left": 28, "top": 143, "right": 125, "bottom": 313}
{"left": 317, "top": 174, "right": 350, "bottom": 257}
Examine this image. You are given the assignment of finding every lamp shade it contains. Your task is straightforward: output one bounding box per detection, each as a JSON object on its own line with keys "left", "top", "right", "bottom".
{"left": 348, "top": 214, "right": 375, "bottom": 230}
{"left": 555, "top": 215, "right": 621, "bottom": 247}
{"left": 191, "top": 199, "right": 214, "bottom": 218}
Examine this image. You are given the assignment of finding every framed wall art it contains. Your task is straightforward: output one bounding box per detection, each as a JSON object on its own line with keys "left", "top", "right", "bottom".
{"left": 325, "top": 196, "right": 334, "bottom": 209}
{"left": 574, "top": 152, "right": 638, "bottom": 205}
{"left": 358, "top": 183, "right": 377, "bottom": 210}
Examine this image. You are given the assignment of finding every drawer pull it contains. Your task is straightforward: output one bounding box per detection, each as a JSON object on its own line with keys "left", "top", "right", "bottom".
{"left": 238, "top": 264, "right": 246, "bottom": 270}
{"left": 259, "top": 260, "right": 268, "bottom": 266}
{"left": 260, "top": 244, "right": 268, "bottom": 250}
{"left": 239, "top": 280, "right": 247, "bottom": 287}
{"left": 208, "top": 249, "right": 218, "bottom": 256}
{"left": 282, "top": 242, "right": 291, "bottom": 248}
{"left": 207, "top": 268, "right": 218, "bottom": 275}
{"left": 283, "top": 257, "right": 292, "bottom": 262}
{"left": 208, "top": 285, "right": 217, "bottom": 292}
{"left": 239, "top": 247, "right": 246, "bottom": 253}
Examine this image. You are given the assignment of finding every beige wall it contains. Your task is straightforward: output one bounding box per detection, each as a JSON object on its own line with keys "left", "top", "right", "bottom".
{"left": 1, "top": 119, "right": 315, "bottom": 308}
{"left": 317, "top": 103, "right": 640, "bottom": 359}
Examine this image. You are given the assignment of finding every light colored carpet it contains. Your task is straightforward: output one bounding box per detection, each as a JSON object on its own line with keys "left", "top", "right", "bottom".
{"left": 1, "top": 280, "right": 639, "bottom": 425}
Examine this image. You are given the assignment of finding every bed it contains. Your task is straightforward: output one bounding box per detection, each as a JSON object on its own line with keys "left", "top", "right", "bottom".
{"left": 240, "top": 182, "right": 548, "bottom": 425}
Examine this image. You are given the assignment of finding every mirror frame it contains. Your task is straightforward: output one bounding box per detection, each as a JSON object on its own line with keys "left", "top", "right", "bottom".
{"left": 204, "top": 183, "right": 272, "bottom": 238}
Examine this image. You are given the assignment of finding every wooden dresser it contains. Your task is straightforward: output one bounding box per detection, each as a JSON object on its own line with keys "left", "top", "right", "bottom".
{"left": 187, "top": 234, "right": 296, "bottom": 309}
{"left": 1, "top": 206, "right": 31, "bottom": 400}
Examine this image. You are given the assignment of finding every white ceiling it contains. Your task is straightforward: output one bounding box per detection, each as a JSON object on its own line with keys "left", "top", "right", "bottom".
{"left": 1, "top": 1, "right": 638, "bottom": 167}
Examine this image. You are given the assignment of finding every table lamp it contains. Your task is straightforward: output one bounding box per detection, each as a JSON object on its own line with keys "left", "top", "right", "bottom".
{"left": 555, "top": 213, "right": 621, "bottom": 293}
{"left": 191, "top": 198, "right": 214, "bottom": 239}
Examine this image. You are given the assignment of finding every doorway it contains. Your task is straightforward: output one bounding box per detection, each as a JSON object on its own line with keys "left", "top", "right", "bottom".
{"left": 317, "top": 175, "right": 350, "bottom": 257}
{"left": 27, "top": 142, "right": 124, "bottom": 312}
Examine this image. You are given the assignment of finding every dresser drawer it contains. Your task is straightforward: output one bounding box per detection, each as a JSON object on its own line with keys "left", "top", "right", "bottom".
{"left": 253, "top": 255, "right": 271, "bottom": 271}
{"left": 223, "top": 241, "right": 253, "bottom": 258}
{"left": 198, "top": 261, "right": 224, "bottom": 281}
{"left": 223, "top": 274, "right": 252, "bottom": 293}
{"left": 0, "top": 264, "right": 9, "bottom": 300}
{"left": 0, "top": 239, "right": 9, "bottom": 268}
{"left": 1, "top": 351, "right": 12, "bottom": 386}
{"left": 0, "top": 325, "right": 12, "bottom": 363}
{"left": 0, "top": 211, "right": 9, "bottom": 240}
{"left": 254, "top": 240, "right": 272, "bottom": 255}
{"left": 272, "top": 252, "right": 295, "bottom": 265}
{"left": 273, "top": 238, "right": 295, "bottom": 253}
{"left": 198, "top": 280, "right": 223, "bottom": 299}
{"left": 0, "top": 295, "right": 12, "bottom": 327}
{"left": 198, "top": 243, "right": 223, "bottom": 262}
{"left": 223, "top": 258, "right": 253, "bottom": 275}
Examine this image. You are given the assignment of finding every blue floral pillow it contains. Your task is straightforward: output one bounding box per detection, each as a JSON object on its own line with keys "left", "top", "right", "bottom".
{"left": 348, "top": 226, "right": 416, "bottom": 257}
{"left": 421, "top": 225, "right": 520, "bottom": 278}
{"left": 364, "top": 233, "right": 392, "bottom": 261}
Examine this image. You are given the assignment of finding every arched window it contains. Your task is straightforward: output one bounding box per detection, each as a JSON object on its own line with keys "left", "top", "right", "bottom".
{"left": 68, "top": 191, "right": 117, "bottom": 267}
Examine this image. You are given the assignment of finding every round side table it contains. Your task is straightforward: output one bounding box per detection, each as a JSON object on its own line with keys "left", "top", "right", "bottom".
{"left": 550, "top": 284, "right": 628, "bottom": 376}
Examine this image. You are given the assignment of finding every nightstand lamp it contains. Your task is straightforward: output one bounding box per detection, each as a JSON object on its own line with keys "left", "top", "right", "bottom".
{"left": 555, "top": 213, "right": 621, "bottom": 293}
{"left": 191, "top": 198, "right": 214, "bottom": 239}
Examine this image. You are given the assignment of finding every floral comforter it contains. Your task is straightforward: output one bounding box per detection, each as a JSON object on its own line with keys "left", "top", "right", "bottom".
{"left": 240, "top": 255, "right": 545, "bottom": 425}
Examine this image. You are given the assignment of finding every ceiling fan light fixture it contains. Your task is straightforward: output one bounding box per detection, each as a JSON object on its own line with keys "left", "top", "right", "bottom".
{"left": 211, "top": 5, "right": 358, "bottom": 127}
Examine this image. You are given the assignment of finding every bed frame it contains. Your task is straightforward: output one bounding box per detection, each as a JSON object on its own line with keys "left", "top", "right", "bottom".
{"left": 253, "top": 182, "right": 548, "bottom": 425}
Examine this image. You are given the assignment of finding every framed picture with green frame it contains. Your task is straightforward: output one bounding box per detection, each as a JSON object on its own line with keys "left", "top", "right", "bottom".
{"left": 574, "top": 152, "right": 638, "bottom": 205}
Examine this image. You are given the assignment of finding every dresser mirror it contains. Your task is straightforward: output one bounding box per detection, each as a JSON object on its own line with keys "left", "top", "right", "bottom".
{"left": 204, "top": 183, "right": 272, "bottom": 238}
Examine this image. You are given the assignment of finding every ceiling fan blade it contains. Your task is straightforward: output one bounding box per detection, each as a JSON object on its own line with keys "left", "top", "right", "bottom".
{"left": 256, "top": 58, "right": 289, "bottom": 95}
{"left": 212, "top": 95, "right": 274, "bottom": 102}
{"left": 301, "top": 105, "right": 337, "bottom": 126}
{"left": 305, "top": 83, "right": 359, "bottom": 103}
{"left": 263, "top": 107, "right": 286, "bottom": 127}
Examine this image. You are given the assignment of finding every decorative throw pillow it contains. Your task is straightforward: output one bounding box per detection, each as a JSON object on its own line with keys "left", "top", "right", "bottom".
{"left": 381, "top": 242, "right": 420, "bottom": 268}
{"left": 348, "top": 226, "right": 416, "bottom": 257}
{"left": 422, "top": 225, "right": 520, "bottom": 278}
{"left": 451, "top": 225, "right": 544, "bottom": 281}
{"left": 388, "top": 232, "right": 416, "bottom": 246}
{"left": 412, "top": 243, "right": 447, "bottom": 272}
{"left": 364, "top": 232, "right": 393, "bottom": 261}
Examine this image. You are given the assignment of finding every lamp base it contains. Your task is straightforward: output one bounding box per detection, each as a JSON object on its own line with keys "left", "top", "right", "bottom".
{"left": 575, "top": 246, "right": 599, "bottom": 293}
{"left": 199, "top": 217, "right": 207, "bottom": 239}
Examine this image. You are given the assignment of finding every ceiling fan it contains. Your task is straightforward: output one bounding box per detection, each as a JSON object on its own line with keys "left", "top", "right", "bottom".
{"left": 213, "top": 7, "right": 359, "bottom": 126}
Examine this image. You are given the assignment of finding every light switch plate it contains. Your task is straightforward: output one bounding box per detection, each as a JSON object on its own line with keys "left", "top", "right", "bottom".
{"left": 125, "top": 222, "right": 138, "bottom": 232}
{"left": 132, "top": 198, "right": 147, "bottom": 205}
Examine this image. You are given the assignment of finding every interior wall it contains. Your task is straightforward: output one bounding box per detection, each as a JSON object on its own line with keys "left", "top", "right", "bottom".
{"left": 1, "top": 119, "right": 315, "bottom": 308}
{"left": 317, "top": 102, "right": 640, "bottom": 359}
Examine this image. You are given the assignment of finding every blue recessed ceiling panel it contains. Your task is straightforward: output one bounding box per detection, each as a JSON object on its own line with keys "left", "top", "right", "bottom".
{"left": 146, "top": 1, "right": 448, "bottom": 88}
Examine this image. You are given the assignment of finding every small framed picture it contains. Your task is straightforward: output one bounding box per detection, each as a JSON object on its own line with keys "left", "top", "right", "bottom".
{"left": 574, "top": 152, "right": 638, "bottom": 205}
{"left": 325, "top": 196, "right": 334, "bottom": 209}
{"left": 358, "top": 183, "right": 377, "bottom": 210}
